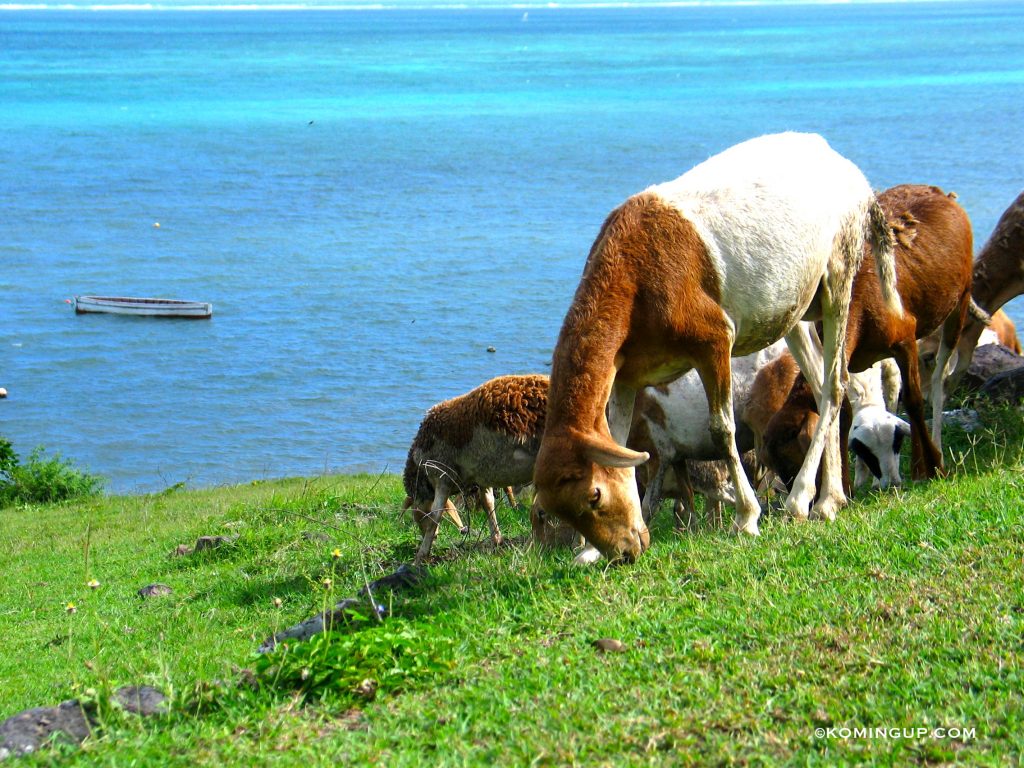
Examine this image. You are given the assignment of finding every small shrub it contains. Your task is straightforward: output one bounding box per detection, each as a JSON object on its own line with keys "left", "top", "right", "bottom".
{"left": 254, "top": 614, "right": 455, "bottom": 705}
{"left": 0, "top": 438, "right": 105, "bottom": 506}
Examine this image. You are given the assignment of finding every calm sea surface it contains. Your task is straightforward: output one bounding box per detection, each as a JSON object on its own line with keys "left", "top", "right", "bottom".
{"left": 2, "top": 2, "right": 1023, "bottom": 493}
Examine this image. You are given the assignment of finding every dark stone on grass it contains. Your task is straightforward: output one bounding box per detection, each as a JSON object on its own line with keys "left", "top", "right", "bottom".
{"left": 112, "top": 686, "right": 167, "bottom": 717}
{"left": 0, "top": 700, "right": 92, "bottom": 760}
{"left": 981, "top": 366, "right": 1024, "bottom": 404}
{"left": 592, "top": 638, "right": 627, "bottom": 653}
{"left": 137, "top": 583, "right": 173, "bottom": 599}
{"left": 959, "top": 344, "right": 1024, "bottom": 392}
{"left": 301, "top": 531, "right": 331, "bottom": 543}
{"left": 194, "top": 535, "right": 238, "bottom": 552}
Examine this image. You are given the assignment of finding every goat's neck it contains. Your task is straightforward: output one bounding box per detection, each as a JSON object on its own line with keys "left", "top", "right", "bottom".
{"left": 547, "top": 263, "right": 636, "bottom": 439}
{"left": 972, "top": 237, "right": 1024, "bottom": 314}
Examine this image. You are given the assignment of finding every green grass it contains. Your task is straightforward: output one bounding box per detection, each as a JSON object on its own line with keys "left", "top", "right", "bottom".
{"left": 2, "top": 403, "right": 1023, "bottom": 766}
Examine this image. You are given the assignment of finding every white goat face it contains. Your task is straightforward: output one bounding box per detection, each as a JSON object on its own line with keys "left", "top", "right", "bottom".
{"left": 849, "top": 406, "right": 911, "bottom": 490}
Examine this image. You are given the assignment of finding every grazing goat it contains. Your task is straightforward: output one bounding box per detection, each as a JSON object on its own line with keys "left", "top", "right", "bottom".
{"left": 947, "top": 190, "right": 1024, "bottom": 383}
{"left": 847, "top": 361, "right": 910, "bottom": 490}
{"left": 404, "top": 374, "right": 547, "bottom": 563}
{"left": 838, "top": 184, "right": 973, "bottom": 477}
{"left": 627, "top": 341, "right": 786, "bottom": 524}
{"left": 533, "top": 132, "right": 901, "bottom": 563}
{"left": 759, "top": 185, "right": 972, "bottom": 485}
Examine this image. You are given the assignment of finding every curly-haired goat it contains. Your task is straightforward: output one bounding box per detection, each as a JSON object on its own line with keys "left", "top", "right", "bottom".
{"left": 404, "top": 374, "right": 547, "bottom": 563}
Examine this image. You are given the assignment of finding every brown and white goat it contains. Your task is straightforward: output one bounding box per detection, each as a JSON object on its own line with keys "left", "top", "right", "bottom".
{"left": 404, "top": 374, "right": 547, "bottom": 563}
{"left": 533, "top": 132, "right": 901, "bottom": 563}
{"left": 981, "top": 309, "right": 1022, "bottom": 353}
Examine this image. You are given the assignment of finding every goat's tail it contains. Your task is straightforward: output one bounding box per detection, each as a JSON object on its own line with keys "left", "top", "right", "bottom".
{"left": 867, "top": 197, "right": 905, "bottom": 317}
{"left": 967, "top": 296, "right": 992, "bottom": 325}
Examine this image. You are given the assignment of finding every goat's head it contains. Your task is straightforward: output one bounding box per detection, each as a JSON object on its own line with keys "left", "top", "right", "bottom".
{"left": 761, "top": 401, "right": 819, "bottom": 492}
{"left": 533, "top": 430, "right": 650, "bottom": 563}
{"left": 849, "top": 406, "right": 910, "bottom": 490}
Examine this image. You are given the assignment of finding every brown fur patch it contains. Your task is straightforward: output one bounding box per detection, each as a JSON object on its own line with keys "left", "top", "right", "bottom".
{"left": 545, "top": 193, "right": 724, "bottom": 436}
{"left": 990, "top": 309, "right": 1022, "bottom": 354}
{"left": 846, "top": 183, "right": 973, "bottom": 374}
{"left": 742, "top": 351, "right": 801, "bottom": 440}
{"left": 972, "top": 189, "right": 1024, "bottom": 313}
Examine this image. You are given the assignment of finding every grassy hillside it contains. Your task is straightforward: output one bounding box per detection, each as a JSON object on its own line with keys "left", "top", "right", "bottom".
{"left": 2, "top": 402, "right": 1022, "bottom": 766}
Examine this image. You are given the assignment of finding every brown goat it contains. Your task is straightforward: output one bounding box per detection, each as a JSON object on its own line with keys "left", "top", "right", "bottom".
{"left": 841, "top": 184, "right": 973, "bottom": 478}
{"left": 743, "top": 351, "right": 802, "bottom": 468}
{"left": 404, "top": 374, "right": 547, "bottom": 563}
{"left": 533, "top": 133, "right": 901, "bottom": 563}
{"left": 949, "top": 190, "right": 1024, "bottom": 383}
{"left": 758, "top": 185, "right": 973, "bottom": 484}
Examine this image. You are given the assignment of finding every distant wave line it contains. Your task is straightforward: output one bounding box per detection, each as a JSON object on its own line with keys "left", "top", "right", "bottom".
{"left": 0, "top": 0, "right": 985, "bottom": 11}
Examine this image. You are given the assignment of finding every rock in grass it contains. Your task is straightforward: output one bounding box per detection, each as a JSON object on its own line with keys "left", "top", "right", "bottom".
{"left": 194, "top": 535, "right": 238, "bottom": 552}
{"left": 0, "top": 700, "right": 92, "bottom": 760}
{"left": 592, "top": 638, "right": 627, "bottom": 653}
{"left": 170, "top": 544, "right": 193, "bottom": 557}
{"left": 258, "top": 564, "right": 425, "bottom": 653}
{"left": 112, "top": 686, "right": 167, "bottom": 717}
{"left": 354, "top": 678, "right": 378, "bottom": 701}
{"left": 137, "top": 583, "right": 173, "bottom": 599}
{"left": 981, "top": 366, "right": 1024, "bottom": 403}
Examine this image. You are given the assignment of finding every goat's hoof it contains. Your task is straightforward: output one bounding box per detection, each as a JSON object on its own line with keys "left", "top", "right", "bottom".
{"left": 731, "top": 521, "right": 760, "bottom": 537}
{"left": 809, "top": 497, "right": 843, "bottom": 522}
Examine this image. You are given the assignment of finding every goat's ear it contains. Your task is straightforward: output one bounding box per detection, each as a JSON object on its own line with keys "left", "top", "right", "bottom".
{"left": 896, "top": 419, "right": 912, "bottom": 438}
{"left": 581, "top": 434, "right": 649, "bottom": 469}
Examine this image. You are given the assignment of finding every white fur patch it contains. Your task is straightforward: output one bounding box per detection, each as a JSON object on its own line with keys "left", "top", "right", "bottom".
{"left": 646, "top": 132, "right": 875, "bottom": 355}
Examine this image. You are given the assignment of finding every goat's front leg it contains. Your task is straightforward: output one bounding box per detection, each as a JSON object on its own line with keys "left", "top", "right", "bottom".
{"left": 414, "top": 481, "right": 450, "bottom": 565}
{"left": 671, "top": 459, "right": 697, "bottom": 531}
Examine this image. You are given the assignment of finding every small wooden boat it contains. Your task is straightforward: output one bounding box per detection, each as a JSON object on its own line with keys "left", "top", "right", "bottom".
{"left": 74, "top": 295, "right": 213, "bottom": 319}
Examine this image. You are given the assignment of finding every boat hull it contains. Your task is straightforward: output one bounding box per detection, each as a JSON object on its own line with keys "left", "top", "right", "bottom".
{"left": 74, "top": 296, "right": 213, "bottom": 319}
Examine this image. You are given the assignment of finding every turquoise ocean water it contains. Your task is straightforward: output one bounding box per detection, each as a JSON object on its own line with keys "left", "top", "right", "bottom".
{"left": 2, "top": 2, "right": 1023, "bottom": 493}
